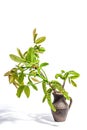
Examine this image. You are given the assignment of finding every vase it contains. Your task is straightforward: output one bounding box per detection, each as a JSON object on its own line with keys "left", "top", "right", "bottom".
{"left": 52, "top": 92, "right": 72, "bottom": 122}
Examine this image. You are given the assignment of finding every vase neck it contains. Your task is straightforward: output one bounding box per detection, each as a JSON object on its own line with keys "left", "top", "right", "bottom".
{"left": 53, "top": 93, "right": 65, "bottom": 103}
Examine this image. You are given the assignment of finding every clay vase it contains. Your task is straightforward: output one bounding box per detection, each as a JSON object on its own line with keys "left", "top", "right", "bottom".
{"left": 52, "top": 92, "right": 72, "bottom": 122}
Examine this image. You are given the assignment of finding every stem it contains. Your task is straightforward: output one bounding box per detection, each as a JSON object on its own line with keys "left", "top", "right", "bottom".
{"left": 62, "top": 80, "right": 66, "bottom": 88}
{"left": 41, "top": 68, "right": 48, "bottom": 80}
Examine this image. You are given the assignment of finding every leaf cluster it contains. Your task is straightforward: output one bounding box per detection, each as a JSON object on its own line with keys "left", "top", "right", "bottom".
{"left": 4, "top": 29, "right": 80, "bottom": 112}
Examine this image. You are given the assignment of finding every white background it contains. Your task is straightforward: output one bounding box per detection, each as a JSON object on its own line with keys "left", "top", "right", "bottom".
{"left": 0, "top": 0, "right": 87, "bottom": 129}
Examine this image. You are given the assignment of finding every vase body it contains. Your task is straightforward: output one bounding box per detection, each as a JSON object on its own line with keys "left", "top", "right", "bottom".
{"left": 52, "top": 93, "right": 72, "bottom": 122}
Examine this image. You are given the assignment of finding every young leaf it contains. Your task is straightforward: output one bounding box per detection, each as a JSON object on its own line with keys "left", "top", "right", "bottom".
{"left": 17, "top": 48, "right": 24, "bottom": 58}
{"left": 33, "top": 28, "right": 36, "bottom": 37}
{"left": 71, "top": 80, "right": 77, "bottom": 87}
{"left": 10, "top": 54, "right": 25, "bottom": 63}
{"left": 40, "top": 62, "right": 49, "bottom": 68}
{"left": 39, "top": 47, "right": 45, "bottom": 53}
{"left": 61, "top": 70, "right": 65, "bottom": 73}
{"left": 16, "top": 86, "right": 24, "bottom": 97}
{"left": 24, "top": 86, "right": 30, "bottom": 97}
{"left": 35, "top": 37, "right": 46, "bottom": 44}
{"left": 33, "top": 28, "right": 38, "bottom": 43}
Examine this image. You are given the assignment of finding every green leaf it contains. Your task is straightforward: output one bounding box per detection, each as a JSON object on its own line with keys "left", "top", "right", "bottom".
{"left": 50, "top": 80, "right": 70, "bottom": 100}
{"left": 17, "top": 48, "right": 24, "bottom": 58}
{"left": 24, "top": 86, "right": 30, "bottom": 97}
{"left": 10, "top": 54, "right": 25, "bottom": 63}
{"left": 55, "top": 74, "right": 65, "bottom": 79}
{"left": 29, "top": 81, "right": 38, "bottom": 90}
{"left": 29, "top": 70, "right": 37, "bottom": 77}
{"left": 42, "top": 95, "right": 47, "bottom": 102}
{"left": 16, "top": 86, "right": 24, "bottom": 97}
{"left": 33, "top": 28, "right": 38, "bottom": 43}
{"left": 42, "top": 81, "right": 47, "bottom": 94}
{"left": 62, "top": 91, "right": 70, "bottom": 100}
{"left": 61, "top": 70, "right": 65, "bottom": 73}
{"left": 39, "top": 47, "right": 45, "bottom": 53}
{"left": 26, "top": 47, "right": 36, "bottom": 63}
{"left": 40, "top": 62, "right": 49, "bottom": 68}
{"left": 51, "top": 80, "right": 63, "bottom": 91}
{"left": 64, "top": 72, "right": 69, "bottom": 79}
{"left": 69, "top": 75, "right": 80, "bottom": 80}
{"left": 33, "top": 28, "right": 36, "bottom": 37}
{"left": 18, "top": 72, "right": 25, "bottom": 84}
{"left": 68, "top": 71, "right": 80, "bottom": 78}
{"left": 9, "top": 75, "right": 14, "bottom": 83}
{"left": 35, "top": 37, "right": 46, "bottom": 44}
{"left": 71, "top": 80, "right": 77, "bottom": 87}
{"left": 47, "top": 88, "right": 56, "bottom": 112}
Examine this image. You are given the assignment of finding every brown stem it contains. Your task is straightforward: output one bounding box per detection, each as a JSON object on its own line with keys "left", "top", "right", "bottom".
{"left": 62, "top": 80, "right": 65, "bottom": 88}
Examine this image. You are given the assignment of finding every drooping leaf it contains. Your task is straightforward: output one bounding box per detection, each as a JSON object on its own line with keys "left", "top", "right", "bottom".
{"left": 16, "top": 86, "right": 24, "bottom": 97}
{"left": 50, "top": 80, "right": 70, "bottom": 100}
{"left": 24, "top": 86, "right": 30, "bottom": 97}
{"left": 42, "top": 95, "right": 47, "bottom": 102}
{"left": 46, "top": 88, "right": 56, "bottom": 112}
{"left": 62, "top": 90, "right": 70, "bottom": 100}
{"left": 33, "top": 28, "right": 38, "bottom": 43}
{"left": 18, "top": 72, "right": 25, "bottom": 84}
{"left": 29, "top": 80, "right": 38, "bottom": 90}
{"left": 17, "top": 48, "right": 24, "bottom": 58}
{"left": 9, "top": 54, "right": 25, "bottom": 63}
{"left": 51, "top": 80, "right": 63, "bottom": 91}
{"left": 40, "top": 62, "right": 49, "bottom": 68}
{"left": 71, "top": 80, "right": 77, "bottom": 87}
{"left": 42, "top": 81, "right": 47, "bottom": 94}
{"left": 35, "top": 37, "right": 46, "bottom": 44}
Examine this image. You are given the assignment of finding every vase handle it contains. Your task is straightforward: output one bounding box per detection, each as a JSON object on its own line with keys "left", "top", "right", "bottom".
{"left": 69, "top": 97, "right": 72, "bottom": 109}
